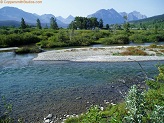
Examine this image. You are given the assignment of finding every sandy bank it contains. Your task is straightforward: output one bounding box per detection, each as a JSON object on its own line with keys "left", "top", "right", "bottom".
{"left": 33, "top": 46, "right": 164, "bottom": 62}
{"left": 0, "top": 47, "right": 19, "bottom": 51}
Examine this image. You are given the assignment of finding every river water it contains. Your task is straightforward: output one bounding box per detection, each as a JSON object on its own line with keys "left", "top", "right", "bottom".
{"left": 0, "top": 51, "right": 163, "bottom": 122}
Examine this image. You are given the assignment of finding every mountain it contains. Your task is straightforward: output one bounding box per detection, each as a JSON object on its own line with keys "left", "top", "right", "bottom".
{"left": 120, "top": 11, "right": 147, "bottom": 21}
{"left": 0, "top": 6, "right": 149, "bottom": 27}
{"left": 0, "top": 7, "right": 67, "bottom": 27}
{"left": 56, "top": 15, "right": 74, "bottom": 24}
{"left": 130, "top": 14, "right": 164, "bottom": 29}
{"left": 87, "top": 9, "right": 147, "bottom": 25}
{"left": 39, "top": 14, "right": 68, "bottom": 27}
{"left": 87, "top": 8, "right": 124, "bottom": 25}
{"left": 0, "top": 20, "right": 20, "bottom": 27}
{"left": 0, "top": 7, "right": 38, "bottom": 23}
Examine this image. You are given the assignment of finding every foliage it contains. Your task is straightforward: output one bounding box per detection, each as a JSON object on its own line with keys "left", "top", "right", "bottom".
{"left": 69, "top": 16, "right": 99, "bottom": 29}
{"left": 124, "top": 85, "right": 146, "bottom": 123}
{"left": 99, "top": 19, "right": 104, "bottom": 29}
{"left": 50, "top": 17, "right": 58, "bottom": 30}
{"left": 123, "top": 22, "right": 130, "bottom": 35}
{"left": 20, "top": 18, "right": 26, "bottom": 29}
{"left": 0, "top": 26, "right": 164, "bottom": 49}
{"left": 15, "top": 46, "right": 43, "bottom": 54}
{"left": 121, "top": 47, "right": 148, "bottom": 56}
{"left": 131, "top": 14, "right": 164, "bottom": 29}
{"left": 102, "top": 34, "right": 129, "bottom": 45}
{"left": 129, "top": 34, "right": 147, "bottom": 43}
{"left": 36, "top": 18, "right": 42, "bottom": 29}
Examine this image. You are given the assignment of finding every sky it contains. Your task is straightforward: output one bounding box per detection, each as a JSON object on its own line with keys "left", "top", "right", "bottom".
{"left": 0, "top": 0, "right": 164, "bottom": 18}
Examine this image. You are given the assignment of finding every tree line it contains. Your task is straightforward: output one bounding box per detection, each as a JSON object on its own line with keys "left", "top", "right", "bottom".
{"left": 20, "top": 17, "right": 58, "bottom": 30}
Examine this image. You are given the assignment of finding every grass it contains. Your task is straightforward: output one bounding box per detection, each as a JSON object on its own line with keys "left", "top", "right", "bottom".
{"left": 121, "top": 47, "right": 148, "bottom": 56}
{"left": 148, "top": 44, "right": 164, "bottom": 49}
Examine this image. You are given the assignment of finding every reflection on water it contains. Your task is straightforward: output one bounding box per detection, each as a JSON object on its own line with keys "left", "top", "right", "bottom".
{"left": 0, "top": 51, "right": 164, "bottom": 122}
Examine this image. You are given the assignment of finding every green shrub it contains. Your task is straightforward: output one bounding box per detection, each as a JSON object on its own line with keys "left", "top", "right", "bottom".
{"left": 15, "top": 47, "right": 42, "bottom": 54}
{"left": 113, "top": 34, "right": 129, "bottom": 44}
{"left": 0, "top": 35, "right": 8, "bottom": 47}
{"left": 129, "top": 34, "right": 148, "bottom": 43}
{"left": 70, "top": 34, "right": 92, "bottom": 46}
{"left": 102, "top": 34, "right": 129, "bottom": 45}
{"left": 124, "top": 85, "right": 146, "bottom": 123}
{"left": 101, "top": 37, "right": 114, "bottom": 45}
{"left": 22, "top": 33, "right": 40, "bottom": 45}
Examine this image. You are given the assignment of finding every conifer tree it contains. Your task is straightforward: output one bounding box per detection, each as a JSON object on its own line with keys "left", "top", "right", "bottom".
{"left": 99, "top": 19, "right": 103, "bottom": 29}
{"left": 36, "top": 18, "right": 42, "bottom": 29}
{"left": 21, "top": 18, "right": 26, "bottom": 29}
{"left": 50, "top": 17, "right": 58, "bottom": 29}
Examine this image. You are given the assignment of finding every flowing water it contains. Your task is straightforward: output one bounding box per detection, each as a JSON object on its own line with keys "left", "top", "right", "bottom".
{"left": 0, "top": 51, "right": 163, "bottom": 122}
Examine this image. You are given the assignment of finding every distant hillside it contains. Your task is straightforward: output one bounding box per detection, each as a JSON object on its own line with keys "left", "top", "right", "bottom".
{"left": 0, "top": 20, "right": 20, "bottom": 27}
{"left": 0, "top": 7, "right": 68, "bottom": 28}
{"left": 131, "top": 14, "right": 164, "bottom": 29}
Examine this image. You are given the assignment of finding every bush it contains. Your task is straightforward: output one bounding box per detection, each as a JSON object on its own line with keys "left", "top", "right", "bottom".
{"left": 124, "top": 85, "right": 146, "bottom": 123}
{"left": 102, "top": 34, "right": 129, "bottom": 45}
{"left": 121, "top": 47, "right": 148, "bottom": 56}
{"left": 0, "top": 35, "right": 8, "bottom": 47}
{"left": 15, "top": 46, "right": 43, "bottom": 54}
{"left": 22, "top": 33, "right": 40, "bottom": 45}
{"left": 129, "top": 34, "right": 148, "bottom": 43}
{"left": 113, "top": 34, "right": 129, "bottom": 44}
{"left": 70, "top": 34, "right": 93, "bottom": 46}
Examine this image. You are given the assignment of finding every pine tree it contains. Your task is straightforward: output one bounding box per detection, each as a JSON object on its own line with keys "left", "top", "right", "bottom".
{"left": 99, "top": 19, "right": 103, "bottom": 29}
{"left": 106, "top": 24, "right": 109, "bottom": 30}
{"left": 50, "top": 17, "right": 58, "bottom": 29}
{"left": 21, "top": 18, "right": 26, "bottom": 29}
{"left": 36, "top": 19, "right": 42, "bottom": 29}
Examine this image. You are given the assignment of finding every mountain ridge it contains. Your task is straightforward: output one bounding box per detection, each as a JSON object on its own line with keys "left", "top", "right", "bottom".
{"left": 0, "top": 6, "right": 150, "bottom": 27}
{"left": 0, "top": 6, "right": 67, "bottom": 27}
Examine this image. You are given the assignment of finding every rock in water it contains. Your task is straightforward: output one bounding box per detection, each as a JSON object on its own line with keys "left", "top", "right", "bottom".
{"left": 46, "top": 114, "right": 53, "bottom": 119}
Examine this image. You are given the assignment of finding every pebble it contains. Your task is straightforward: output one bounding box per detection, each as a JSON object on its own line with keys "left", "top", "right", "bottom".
{"left": 100, "top": 107, "right": 104, "bottom": 111}
{"left": 76, "top": 97, "right": 82, "bottom": 100}
{"left": 43, "top": 114, "right": 54, "bottom": 123}
{"left": 111, "top": 103, "right": 116, "bottom": 106}
{"left": 44, "top": 119, "right": 50, "bottom": 123}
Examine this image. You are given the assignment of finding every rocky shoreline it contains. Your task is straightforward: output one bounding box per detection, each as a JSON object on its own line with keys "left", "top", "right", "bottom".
{"left": 42, "top": 75, "right": 146, "bottom": 123}
{"left": 33, "top": 46, "right": 164, "bottom": 62}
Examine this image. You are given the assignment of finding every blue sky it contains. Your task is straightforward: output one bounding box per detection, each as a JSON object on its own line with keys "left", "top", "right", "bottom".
{"left": 0, "top": 0, "right": 164, "bottom": 18}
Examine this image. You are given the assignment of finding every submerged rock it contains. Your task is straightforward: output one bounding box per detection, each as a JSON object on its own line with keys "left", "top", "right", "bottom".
{"left": 46, "top": 114, "right": 53, "bottom": 119}
{"left": 43, "top": 114, "right": 53, "bottom": 123}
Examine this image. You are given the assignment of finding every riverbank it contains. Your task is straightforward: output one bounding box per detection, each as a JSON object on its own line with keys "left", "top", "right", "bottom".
{"left": 0, "top": 47, "right": 19, "bottom": 52}
{"left": 33, "top": 46, "right": 164, "bottom": 62}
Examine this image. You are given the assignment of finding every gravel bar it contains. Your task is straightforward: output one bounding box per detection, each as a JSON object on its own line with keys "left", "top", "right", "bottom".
{"left": 33, "top": 47, "right": 164, "bottom": 62}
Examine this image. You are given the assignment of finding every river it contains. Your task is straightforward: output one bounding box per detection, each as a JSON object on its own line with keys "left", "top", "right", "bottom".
{"left": 0, "top": 51, "right": 163, "bottom": 122}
